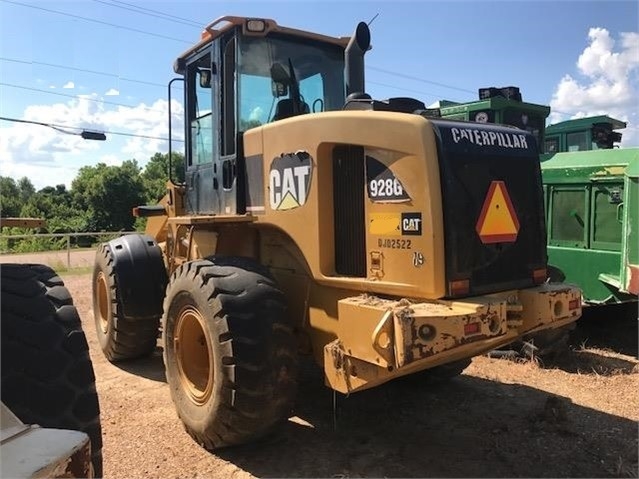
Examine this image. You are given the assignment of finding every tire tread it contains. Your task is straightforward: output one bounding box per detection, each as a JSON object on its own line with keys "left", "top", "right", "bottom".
{"left": 1, "top": 263, "right": 103, "bottom": 477}
{"left": 163, "top": 256, "right": 298, "bottom": 449}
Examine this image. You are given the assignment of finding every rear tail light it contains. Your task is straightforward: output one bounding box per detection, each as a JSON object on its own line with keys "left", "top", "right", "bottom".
{"left": 464, "top": 322, "right": 480, "bottom": 335}
{"left": 449, "top": 279, "right": 470, "bottom": 296}
{"left": 569, "top": 299, "right": 580, "bottom": 310}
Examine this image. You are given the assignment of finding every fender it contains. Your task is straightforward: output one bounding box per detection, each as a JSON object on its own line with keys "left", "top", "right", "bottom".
{"left": 108, "top": 234, "right": 168, "bottom": 319}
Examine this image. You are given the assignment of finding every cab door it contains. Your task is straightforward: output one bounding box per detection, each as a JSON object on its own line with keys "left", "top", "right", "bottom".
{"left": 184, "top": 47, "right": 220, "bottom": 214}
{"left": 218, "top": 33, "right": 242, "bottom": 214}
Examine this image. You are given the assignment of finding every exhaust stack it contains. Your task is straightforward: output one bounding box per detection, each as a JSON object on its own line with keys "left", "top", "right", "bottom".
{"left": 345, "top": 22, "right": 371, "bottom": 96}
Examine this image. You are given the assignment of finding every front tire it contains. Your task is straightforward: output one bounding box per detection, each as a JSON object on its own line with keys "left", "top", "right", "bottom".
{"left": 163, "top": 257, "right": 298, "bottom": 449}
{"left": 1, "top": 264, "right": 103, "bottom": 477}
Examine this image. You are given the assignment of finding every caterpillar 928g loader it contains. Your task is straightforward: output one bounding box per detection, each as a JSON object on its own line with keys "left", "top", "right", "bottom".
{"left": 92, "top": 16, "right": 582, "bottom": 449}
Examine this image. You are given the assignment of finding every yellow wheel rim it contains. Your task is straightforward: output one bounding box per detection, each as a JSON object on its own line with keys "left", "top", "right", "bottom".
{"left": 175, "top": 306, "right": 213, "bottom": 405}
{"left": 95, "top": 272, "right": 110, "bottom": 334}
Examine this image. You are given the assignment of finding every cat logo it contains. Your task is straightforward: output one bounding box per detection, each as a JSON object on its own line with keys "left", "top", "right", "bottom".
{"left": 401, "top": 212, "right": 422, "bottom": 236}
{"left": 269, "top": 151, "right": 313, "bottom": 211}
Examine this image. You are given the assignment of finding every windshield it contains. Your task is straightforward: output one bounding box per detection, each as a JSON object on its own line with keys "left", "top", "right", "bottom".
{"left": 237, "top": 34, "right": 345, "bottom": 130}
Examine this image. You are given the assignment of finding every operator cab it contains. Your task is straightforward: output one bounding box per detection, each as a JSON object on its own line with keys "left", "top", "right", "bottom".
{"left": 543, "top": 115, "right": 626, "bottom": 155}
{"left": 171, "top": 16, "right": 360, "bottom": 216}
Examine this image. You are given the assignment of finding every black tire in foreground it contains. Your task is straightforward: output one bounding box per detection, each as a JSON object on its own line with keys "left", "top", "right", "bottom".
{"left": 93, "top": 243, "right": 160, "bottom": 362}
{"left": 163, "top": 256, "right": 298, "bottom": 449}
{"left": 1, "top": 263, "right": 103, "bottom": 477}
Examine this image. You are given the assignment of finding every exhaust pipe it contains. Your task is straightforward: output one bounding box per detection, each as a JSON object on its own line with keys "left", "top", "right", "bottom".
{"left": 345, "top": 22, "right": 371, "bottom": 96}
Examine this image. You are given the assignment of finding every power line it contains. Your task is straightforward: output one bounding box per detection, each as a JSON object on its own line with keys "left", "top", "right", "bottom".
{"left": 110, "top": 0, "right": 201, "bottom": 26}
{"left": 368, "top": 65, "right": 476, "bottom": 95}
{"left": 1, "top": 56, "right": 443, "bottom": 100}
{"left": 0, "top": 57, "right": 175, "bottom": 89}
{"left": 0, "top": 0, "right": 193, "bottom": 44}
{"left": 0, "top": 116, "right": 105, "bottom": 139}
{"left": 100, "top": 129, "right": 184, "bottom": 142}
{"left": 0, "top": 82, "right": 171, "bottom": 113}
{"left": 0, "top": 116, "right": 184, "bottom": 143}
{"left": 1, "top": 0, "right": 491, "bottom": 98}
{"left": 91, "top": 0, "right": 202, "bottom": 28}
{"left": 367, "top": 80, "right": 469, "bottom": 103}
{"left": 1, "top": 0, "right": 587, "bottom": 108}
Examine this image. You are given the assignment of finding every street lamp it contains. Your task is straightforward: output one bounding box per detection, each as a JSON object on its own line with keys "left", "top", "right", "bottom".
{"left": 80, "top": 130, "right": 107, "bottom": 141}
{"left": 0, "top": 117, "right": 107, "bottom": 140}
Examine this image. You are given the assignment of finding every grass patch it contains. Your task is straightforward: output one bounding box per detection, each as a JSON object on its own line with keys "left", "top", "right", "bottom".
{"left": 57, "top": 265, "right": 93, "bottom": 276}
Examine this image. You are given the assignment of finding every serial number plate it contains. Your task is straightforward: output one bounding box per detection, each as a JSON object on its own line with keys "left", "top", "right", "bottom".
{"left": 377, "top": 238, "right": 412, "bottom": 249}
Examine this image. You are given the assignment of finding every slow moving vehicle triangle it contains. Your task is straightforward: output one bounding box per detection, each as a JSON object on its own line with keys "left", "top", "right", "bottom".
{"left": 475, "top": 180, "right": 520, "bottom": 244}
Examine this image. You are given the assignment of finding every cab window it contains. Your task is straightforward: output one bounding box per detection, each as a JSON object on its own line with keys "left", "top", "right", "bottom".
{"left": 567, "top": 131, "right": 589, "bottom": 152}
{"left": 550, "top": 187, "right": 587, "bottom": 247}
{"left": 544, "top": 136, "right": 559, "bottom": 154}
{"left": 237, "top": 34, "right": 345, "bottom": 131}
{"left": 187, "top": 53, "right": 215, "bottom": 166}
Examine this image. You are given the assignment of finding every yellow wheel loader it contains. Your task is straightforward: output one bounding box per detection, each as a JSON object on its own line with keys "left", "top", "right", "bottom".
{"left": 92, "top": 16, "right": 582, "bottom": 450}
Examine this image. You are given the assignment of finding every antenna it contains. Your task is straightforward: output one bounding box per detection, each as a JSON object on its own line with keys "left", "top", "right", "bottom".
{"left": 368, "top": 13, "right": 379, "bottom": 26}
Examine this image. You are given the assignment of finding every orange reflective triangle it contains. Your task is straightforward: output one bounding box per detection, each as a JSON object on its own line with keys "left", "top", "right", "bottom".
{"left": 475, "top": 181, "right": 520, "bottom": 244}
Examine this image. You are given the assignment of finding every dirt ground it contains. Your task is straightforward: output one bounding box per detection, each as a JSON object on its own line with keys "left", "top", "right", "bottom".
{"left": 61, "top": 272, "right": 638, "bottom": 479}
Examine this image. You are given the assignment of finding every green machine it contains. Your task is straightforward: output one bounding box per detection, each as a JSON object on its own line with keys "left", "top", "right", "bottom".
{"left": 439, "top": 88, "right": 639, "bottom": 305}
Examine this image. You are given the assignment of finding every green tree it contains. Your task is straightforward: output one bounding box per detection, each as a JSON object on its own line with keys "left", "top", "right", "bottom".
{"left": 141, "top": 152, "right": 185, "bottom": 203}
{"left": 17, "top": 177, "right": 36, "bottom": 203}
{"left": 0, "top": 177, "right": 21, "bottom": 217}
{"left": 21, "top": 184, "right": 88, "bottom": 233}
{"left": 71, "top": 161, "right": 145, "bottom": 231}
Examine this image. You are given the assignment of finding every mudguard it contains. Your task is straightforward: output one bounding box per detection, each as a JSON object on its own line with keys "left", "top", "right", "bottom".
{"left": 109, "top": 234, "right": 168, "bottom": 319}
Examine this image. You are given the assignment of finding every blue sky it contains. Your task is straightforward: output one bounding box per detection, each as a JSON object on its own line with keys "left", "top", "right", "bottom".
{"left": 1, "top": 0, "right": 637, "bottom": 189}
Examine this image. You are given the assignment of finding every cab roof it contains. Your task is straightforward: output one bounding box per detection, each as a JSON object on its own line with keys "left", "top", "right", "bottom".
{"left": 174, "top": 15, "right": 350, "bottom": 73}
{"left": 545, "top": 115, "right": 627, "bottom": 135}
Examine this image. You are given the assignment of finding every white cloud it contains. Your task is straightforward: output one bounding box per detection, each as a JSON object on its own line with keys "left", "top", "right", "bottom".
{"left": 100, "top": 98, "right": 184, "bottom": 161}
{"left": 549, "top": 28, "right": 639, "bottom": 146}
{"left": 105, "top": 88, "right": 120, "bottom": 96}
{"left": 0, "top": 94, "right": 184, "bottom": 189}
{"left": 100, "top": 154, "right": 122, "bottom": 166}
{"left": 249, "top": 106, "right": 264, "bottom": 122}
{"left": 63, "top": 81, "right": 75, "bottom": 89}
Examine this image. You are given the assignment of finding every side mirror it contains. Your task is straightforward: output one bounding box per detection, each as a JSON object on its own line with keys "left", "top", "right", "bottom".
{"left": 198, "top": 68, "right": 212, "bottom": 88}
{"left": 270, "top": 62, "right": 291, "bottom": 98}
{"left": 271, "top": 81, "right": 288, "bottom": 98}
{"left": 608, "top": 188, "right": 622, "bottom": 204}
{"left": 270, "top": 62, "right": 290, "bottom": 83}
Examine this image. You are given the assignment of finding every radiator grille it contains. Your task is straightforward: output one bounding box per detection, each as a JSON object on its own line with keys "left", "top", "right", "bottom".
{"left": 333, "top": 145, "right": 366, "bottom": 276}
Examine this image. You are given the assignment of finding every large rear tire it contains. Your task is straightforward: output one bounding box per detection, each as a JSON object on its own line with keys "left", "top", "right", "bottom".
{"left": 1, "top": 264, "right": 103, "bottom": 477}
{"left": 162, "top": 257, "right": 298, "bottom": 449}
{"left": 93, "top": 243, "right": 160, "bottom": 361}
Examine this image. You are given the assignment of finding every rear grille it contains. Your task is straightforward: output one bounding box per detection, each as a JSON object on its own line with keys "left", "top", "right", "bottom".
{"left": 333, "top": 145, "right": 366, "bottom": 276}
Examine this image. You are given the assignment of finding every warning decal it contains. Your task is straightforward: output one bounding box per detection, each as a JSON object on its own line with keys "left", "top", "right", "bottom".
{"left": 475, "top": 180, "right": 520, "bottom": 244}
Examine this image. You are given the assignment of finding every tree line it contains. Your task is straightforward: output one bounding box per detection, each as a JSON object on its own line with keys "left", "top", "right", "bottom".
{"left": 1, "top": 152, "right": 185, "bottom": 253}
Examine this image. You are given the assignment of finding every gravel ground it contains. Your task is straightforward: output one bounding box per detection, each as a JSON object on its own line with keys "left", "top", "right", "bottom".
{"left": 60, "top": 272, "right": 638, "bottom": 479}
